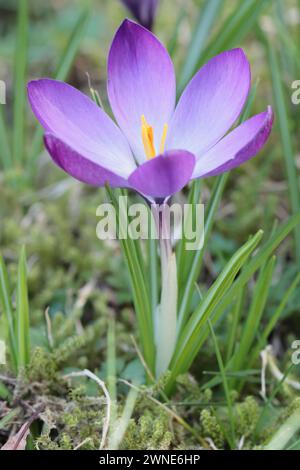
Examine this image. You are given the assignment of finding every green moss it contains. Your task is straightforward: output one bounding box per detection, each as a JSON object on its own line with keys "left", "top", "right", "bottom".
{"left": 200, "top": 409, "right": 224, "bottom": 449}
{"left": 236, "top": 396, "right": 259, "bottom": 440}
{"left": 121, "top": 411, "right": 172, "bottom": 450}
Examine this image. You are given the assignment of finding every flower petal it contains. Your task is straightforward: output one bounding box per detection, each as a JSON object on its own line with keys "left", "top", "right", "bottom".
{"left": 192, "top": 106, "right": 273, "bottom": 178}
{"left": 107, "top": 19, "right": 176, "bottom": 164}
{"left": 28, "top": 79, "right": 136, "bottom": 178}
{"left": 166, "top": 48, "right": 251, "bottom": 157}
{"left": 128, "top": 150, "right": 195, "bottom": 199}
{"left": 121, "top": 0, "right": 158, "bottom": 30}
{"left": 44, "top": 133, "right": 129, "bottom": 187}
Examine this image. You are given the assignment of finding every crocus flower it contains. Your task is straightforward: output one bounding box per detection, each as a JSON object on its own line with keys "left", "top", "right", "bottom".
{"left": 120, "top": 0, "right": 158, "bottom": 30}
{"left": 27, "top": 19, "right": 273, "bottom": 203}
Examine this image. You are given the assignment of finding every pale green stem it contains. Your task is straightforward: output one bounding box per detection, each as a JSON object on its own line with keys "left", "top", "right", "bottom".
{"left": 152, "top": 203, "right": 178, "bottom": 378}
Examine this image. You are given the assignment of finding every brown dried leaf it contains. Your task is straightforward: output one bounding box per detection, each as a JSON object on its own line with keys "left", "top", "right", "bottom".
{"left": 1, "top": 422, "right": 30, "bottom": 450}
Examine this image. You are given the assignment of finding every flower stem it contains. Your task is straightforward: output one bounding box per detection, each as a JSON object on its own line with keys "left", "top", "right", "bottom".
{"left": 152, "top": 203, "right": 178, "bottom": 378}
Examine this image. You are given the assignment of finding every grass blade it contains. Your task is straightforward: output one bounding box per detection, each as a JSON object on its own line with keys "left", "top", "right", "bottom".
{"left": 231, "top": 256, "right": 276, "bottom": 387}
{"left": 208, "top": 320, "right": 235, "bottom": 448}
{"left": 166, "top": 230, "right": 264, "bottom": 393}
{"left": 187, "top": 211, "right": 300, "bottom": 388}
{"left": 0, "top": 106, "right": 12, "bottom": 171}
{"left": 106, "top": 187, "right": 155, "bottom": 373}
{"left": 249, "top": 271, "right": 300, "bottom": 366}
{"left": 177, "top": 174, "right": 228, "bottom": 331}
{"left": 267, "top": 38, "right": 300, "bottom": 263}
{"left": 16, "top": 246, "right": 30, "bottom": 369}
{"left": 264, "top": 410, "right": 300, "bottom": 450}
{"left": 225, "top": 285, "right": 245, "bottom": 363}
{"left": 13, "top": 0, "right": 28, "bottom": 166}
{"left": 0, "top": 255, "right": 17, "bottom": 370}
{"left": 199, "top": 0, "right": 270, "bottom": 68}
{"left": 178, "top": 0, "right": 223, "bottom": 93}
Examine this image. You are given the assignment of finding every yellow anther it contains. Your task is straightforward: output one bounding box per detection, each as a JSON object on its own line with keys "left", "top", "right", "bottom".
{"left": 141, "top": 114, "right": 156, "bottom": 159}
{"left": 159, "top": 123, "right": 168, "bottom": 154}
{"left": 141, "top": 115, "right": 169, "bottom": 159}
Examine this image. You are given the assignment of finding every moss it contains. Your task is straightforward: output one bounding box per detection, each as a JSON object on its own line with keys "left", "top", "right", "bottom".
{"left": 121, "top": 411, "right": 172, "bottom": 450}
{"left": 200, "top": 409, "right": 224, "bottom": 449}
{"left": 236, "top": 396, "right": 259, "bottom": 443}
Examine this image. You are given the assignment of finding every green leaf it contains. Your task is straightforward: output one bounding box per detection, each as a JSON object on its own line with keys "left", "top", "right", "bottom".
{"left": 267, "top": 39, "right": 300, "bottom": 263}
{"left": 264, "top": 410, "right": 300, "bottom": 450}
{"left": 208, "top": 320, "right": 236, "bottom": 448}
{"left": 249, "top": 271, "right": 300, "bottom": 366}
{"left": 0, "top": 255, "right": 17, "bottom": 371}
{"left": 197, "top": 0, "right": 270, "bottom": 70}
{"left": 0, "top": 106, "right": 11, "bottom": 171}
{"left": 16, "top": 246, "right": 30, "bottom": 369}
{"left": 177, "top": 173, "right": 228, "bottom": 331}
{"left": 231, "top": 256, "right": 276, "bottom": 386}
{"left": 13, "top": 0, "right": 28, "bottom": 166}
{"left": 178, "top": 0, "right": 224, "bottom": 93}
{"left": 165, "top": 229, "right": 263, "bottom": 393}
{"left": 186, "top": 211, "right": 300, "bottom": 392}
{"left": 106, "top": 187, "right": 155, "bottom": 374}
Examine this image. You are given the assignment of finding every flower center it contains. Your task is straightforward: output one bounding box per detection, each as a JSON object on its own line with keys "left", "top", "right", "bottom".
{"left": 141, "top": 114, "right": 168, "bottom": 159}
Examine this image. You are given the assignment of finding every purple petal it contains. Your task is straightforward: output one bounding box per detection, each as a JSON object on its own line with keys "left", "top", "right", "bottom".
{"left": 128, "top": 150, "right": 195, "bottom": 199}
{"left": 107, "top": 19, "right": 176, "bottom": 164}
{"left": 28, "top": 79, "right": 136, "bottom": 178}
{"left": 193, "top": 106, "right": 274, "bottom": 178}
{"left": 166, "top": 49, "right": 251, "bottom": 157}
{"left": 120, "top": 0, "right": 158, "bottom": 30}
{"left": 44, "top": 133, "right": 129, "bottom": 187}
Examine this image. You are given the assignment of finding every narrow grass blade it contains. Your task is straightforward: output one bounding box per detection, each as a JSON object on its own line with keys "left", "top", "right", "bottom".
{"left": 199, "top": 0, "right": 270, "bottom": 68}
{"left": 165, "top": 230, "right": 263, "bottom": 393}
{"left": 108, "top": 387, "right": 138, "bottom": 450}
{"left": 16, "top": 246, "right": 30, "bottom": 369}
{"left": 255, "top": 363, "right": 295, "bottom": 436}
{"left": 106, "top": 187, "right": 155, "bottom": 373}
{"left": 249, "top": 271, "right": 300, "bottom": 366}
{"left": 267, "top": 39, "right": 300, "bottom": 263}
{"left": 177, "top": 174, "right": 228, "bottom": 331}
{"left": 0, "top": 381, "right": 10, "bottom": 400}
{"left": 0, "top": 255, "right": 17, "bottom": 370}
{"left": 225, "top": 285, "right": 245, "bottom": 363}
{"left": 13, "top": 0, "right": 28, "bottom": 166}
{"left": 178, "top": 0, "right": 223, "bottom": 93}
{"left": 264, "top": 410, "right": 300, "bottom": 450}
{"left": 232, "top": 257, "right": 276, "bottom": 371}
{"left": 107, "top": 318, "right": 116, "bottom": 402}
{"left": 176, "top": 179, "right": 201, "bottom": 292}
{"left": 0, "top": 408, "right": 21, "bottom": 430}
{"left": 208, "top": 320, "right": 235, "bottom": 449}
{"left": 187, "top": 211, "right": 300, "bottom": 389}
{"left": 0, "top": 107, "right": 12, "bottom": 171}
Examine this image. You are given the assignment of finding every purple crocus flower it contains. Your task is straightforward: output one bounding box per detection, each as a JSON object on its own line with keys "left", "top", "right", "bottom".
{"left": 27, "top": 20, "right": 273, "bottom": 203}
{"left": 120, "top": 0, "right": 158, "bottom": 30}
